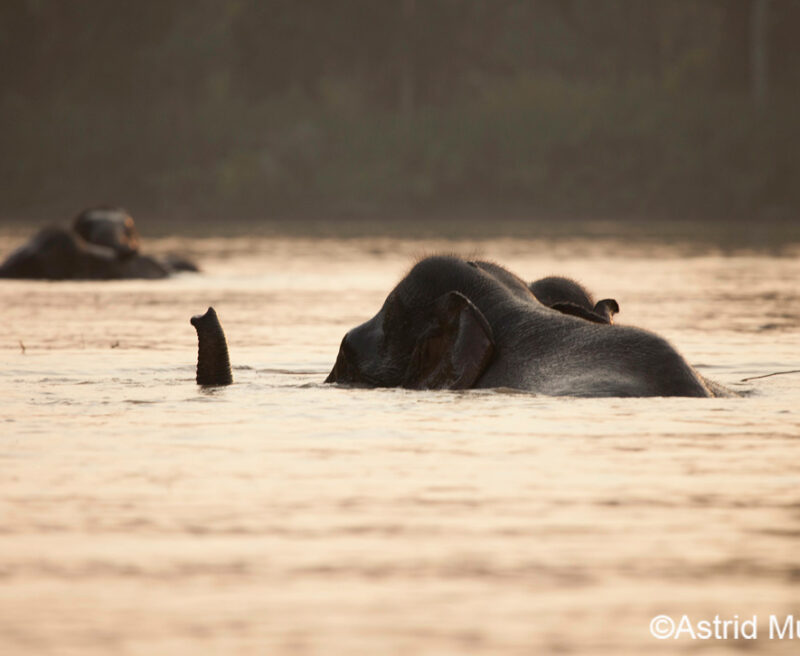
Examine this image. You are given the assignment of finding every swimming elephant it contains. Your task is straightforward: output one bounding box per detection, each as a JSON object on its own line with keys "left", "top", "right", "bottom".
{"left": 322, "top": 256, "right": 731, "bottom": 397}
{"left": 529, "top": 276, "right": 619, "bottom": 324}
{"left": 0, "top": 207, "right": 198, "bottom": 279}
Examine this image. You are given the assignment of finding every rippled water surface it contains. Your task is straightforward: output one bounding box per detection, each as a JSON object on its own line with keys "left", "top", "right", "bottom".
{"left": 1, "top": 233, "right": 799, "bottom": 655}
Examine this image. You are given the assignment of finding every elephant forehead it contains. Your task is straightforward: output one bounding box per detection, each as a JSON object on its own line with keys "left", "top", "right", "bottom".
{"left": 399, "top": 257, "right": 484, "bottom": 299}
{"left": 408, "top": 257, "right": 537, "bottom": 312}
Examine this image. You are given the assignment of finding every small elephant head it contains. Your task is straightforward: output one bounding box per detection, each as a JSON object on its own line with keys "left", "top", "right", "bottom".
{"left": 529, "top": 276, "right": 619, "bottom": 325}
{"left": 73, "top": 206, "right": 141, "bottom": 258}
{"left": 326, "top": 262, "right": 495, "bottom": 389}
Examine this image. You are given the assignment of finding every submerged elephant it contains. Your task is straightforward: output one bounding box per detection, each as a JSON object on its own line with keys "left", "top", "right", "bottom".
{"left": 529, "top": 276, "right": 619, "bottom": 324}
{"left": 0, "top": 206, "right": 198, "bottom": 280}
{"left": 192, "top": 256, "right": 731, "bottom": 397}
{"left": 324, "top": 256, "right": 730, "bottom": 397}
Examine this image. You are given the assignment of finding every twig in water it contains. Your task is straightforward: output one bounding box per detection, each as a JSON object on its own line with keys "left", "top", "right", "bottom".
{"left": 19, "top": 340, "right": 26, "bottom": 354}
{"left": 740, "top": 369, "right": 800, "bottom": 382}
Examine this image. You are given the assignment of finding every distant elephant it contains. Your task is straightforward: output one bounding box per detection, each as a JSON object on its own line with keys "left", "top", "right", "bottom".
{"left": 0, "top": 207, "right": 198, "bottom": 279}
{"left": 321, "top": 256, "right": 731, "bottom": 397}
{"left": 529, "top": 276, "right": 619, "bottom": 324}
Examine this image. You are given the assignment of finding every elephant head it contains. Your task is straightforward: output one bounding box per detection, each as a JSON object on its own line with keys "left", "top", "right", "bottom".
{"left": 73, "top": 206, "right": 141, "bottom": 258}
{"left": 529, "top": 276, "right": 619, "bottom": 324}
{"left": 326, "top": 288, "right": 495, "bottom": 389}
{"left": 325, "top": 257, "right": 522, "bottom": 390}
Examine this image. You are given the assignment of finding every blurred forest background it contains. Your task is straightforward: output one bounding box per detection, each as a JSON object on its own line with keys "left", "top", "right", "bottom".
{"left": 1, "top": 0, "right": 798, "bottom": 228}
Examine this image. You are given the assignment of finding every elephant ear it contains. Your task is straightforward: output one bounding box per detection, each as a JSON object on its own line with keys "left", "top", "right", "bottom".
{"left": 593, "top": 298, "right": 619, "bottom": 324}
{"left": 402, "top": 291, "right": 494, "bottom": 390}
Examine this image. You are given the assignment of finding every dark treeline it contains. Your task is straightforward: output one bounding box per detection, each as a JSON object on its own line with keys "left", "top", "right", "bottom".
{"left": 1, "top": 0, "right": 798, "bottom": 226}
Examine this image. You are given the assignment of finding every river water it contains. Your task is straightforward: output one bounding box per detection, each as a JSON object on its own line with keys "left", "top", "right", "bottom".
{"left": 1, "top": 231, "right": 799, "bottom": 655}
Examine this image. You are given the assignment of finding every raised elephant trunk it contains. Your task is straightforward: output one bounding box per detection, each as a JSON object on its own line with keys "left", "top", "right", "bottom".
{"left": 190, "top": 307, "right": 233, "bottom": 386}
